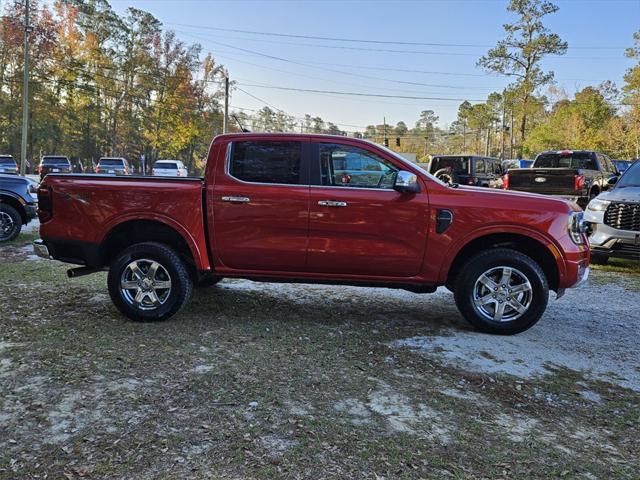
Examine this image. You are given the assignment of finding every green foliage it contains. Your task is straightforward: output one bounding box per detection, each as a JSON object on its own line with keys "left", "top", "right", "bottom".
{"left": 478, "top": 0, "right": 567, "bottom": 155}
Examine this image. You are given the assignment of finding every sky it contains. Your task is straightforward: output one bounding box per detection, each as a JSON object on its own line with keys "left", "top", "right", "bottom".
{"left": 108, "top": 0, "right": 639, "bottom": 131}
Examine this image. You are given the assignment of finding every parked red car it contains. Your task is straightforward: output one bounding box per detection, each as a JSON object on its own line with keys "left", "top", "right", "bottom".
{"left": 34, "top": 134, "right": 590, "bottom": 334}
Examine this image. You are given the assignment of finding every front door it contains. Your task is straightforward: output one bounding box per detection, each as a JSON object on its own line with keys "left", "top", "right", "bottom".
{"left": 211, "top": 139, "right": 310, "bottom": 272}
{"left": 307, "top": 141, "right": 429, "bottom": 277}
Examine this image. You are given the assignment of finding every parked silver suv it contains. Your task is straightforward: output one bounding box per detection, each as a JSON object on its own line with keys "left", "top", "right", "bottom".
{"left": 585, "top": 160, "right": 640, "bottom": 264}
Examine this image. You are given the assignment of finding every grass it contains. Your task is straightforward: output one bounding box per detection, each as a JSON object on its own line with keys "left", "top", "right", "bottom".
{"left": 591, "top": 257, "right": 640, "bottom": 274}
{"left": 0, "top": 238, "right": 639, "bottom": 479}
{"left": 3, "top": 230, "right": 38, "bottom": 246}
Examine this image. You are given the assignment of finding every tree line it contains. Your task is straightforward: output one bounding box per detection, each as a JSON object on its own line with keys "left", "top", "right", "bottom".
{"left": 1, "top": 0, "right": 638, "bottom": 175}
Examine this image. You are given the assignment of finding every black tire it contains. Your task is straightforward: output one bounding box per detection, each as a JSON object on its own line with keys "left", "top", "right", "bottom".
{"left": 107, "top": 242, "right": 193, "bottom": 322}
{"left": 590, "top": 253, "right": 609, "bottom": 265}
{"left": 196, "top": 275, "right": 223, "bottom": 288}
{"left": 453, "top": 248, "right": 549, "bottom": 335}
{"left": 0, "top": 203, "right": 22, "bottom": 242}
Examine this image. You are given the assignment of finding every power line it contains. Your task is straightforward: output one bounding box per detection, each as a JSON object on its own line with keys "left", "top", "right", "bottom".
{"left": 236, "top": 82, "right": 487, "bottom": 102}
{"left": 167, "top": 22, "right": 626, "bottom": 51}
{"left": 172, "top": 28, "right": 624, "bottom": 60}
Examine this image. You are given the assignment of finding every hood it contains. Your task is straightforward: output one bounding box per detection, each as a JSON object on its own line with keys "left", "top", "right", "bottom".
{"left": 599, "top": 186, "right": 640, "bottom": 203}
{"left": 455, "top": 184, "right": 577, "bottom": 211}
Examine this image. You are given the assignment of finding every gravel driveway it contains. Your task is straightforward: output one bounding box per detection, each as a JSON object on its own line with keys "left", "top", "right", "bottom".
{"left": 1, "top": 238, "right": 639, "bottom": 478}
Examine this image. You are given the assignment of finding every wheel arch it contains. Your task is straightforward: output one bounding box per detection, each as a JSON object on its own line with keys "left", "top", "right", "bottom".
{"left": 445, "top": 231, "right": 561, "bottom": 292}
{"left": 0, "top": 192, "right": 27, "bottom": 223}
{"left": 100, "top": 218, "right": 207, "bottom": 273}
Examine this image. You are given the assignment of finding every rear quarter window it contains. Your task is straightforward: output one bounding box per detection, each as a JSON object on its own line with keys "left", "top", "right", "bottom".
{"left": 230, "top": 141, "right": 302, "bottom": 185}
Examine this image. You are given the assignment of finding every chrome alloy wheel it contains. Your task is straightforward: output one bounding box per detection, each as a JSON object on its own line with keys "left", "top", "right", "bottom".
{"left": 0, "top": 211, "right": 15, "bottom": 237}
{"left": 120, "top": 259, "right": 172, "bottom": 311}
{"left": 472, "top": 266, "right": 533, "bottom": 323}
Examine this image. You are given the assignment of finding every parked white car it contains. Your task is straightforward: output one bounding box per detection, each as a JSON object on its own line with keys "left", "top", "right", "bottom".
{"left": 152, "top": 160, "right": 188, "bottom": 177}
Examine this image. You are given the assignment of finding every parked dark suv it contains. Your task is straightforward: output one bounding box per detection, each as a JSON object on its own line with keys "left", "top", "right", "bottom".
{"left": 428, "top": 155, "right": 504, "bottom": 188}
{"left": 585, "top": 160, "right": 640, "bottom": 263}
{"left": 1, "top": 174, "right": 38, "bottom": 241}
{"left": 0, "top": 155, "right": 18, "bottom": 174}
{"left": 96, "top": 157, "right": 130, "bottom": 175}
{"left": 39, "top": 155, "right": 72, "bottom": 180}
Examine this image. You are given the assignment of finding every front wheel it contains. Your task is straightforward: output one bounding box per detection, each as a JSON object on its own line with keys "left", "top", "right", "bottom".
{"left": 107, "top": 242, "right": 193, "bottom": 322}
{"left": 453, "top": 248, "right": 549, "bottom": 335}
{"left": 0, "top": 204, "right": 22, "bottom": 242}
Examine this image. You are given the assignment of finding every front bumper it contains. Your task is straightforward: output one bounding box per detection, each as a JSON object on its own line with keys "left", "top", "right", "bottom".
{"left": 586, "top": 215, "right": 640, "bottom": 260}
{"left": 24, "top": 202, "right": 38, "bottom": 221}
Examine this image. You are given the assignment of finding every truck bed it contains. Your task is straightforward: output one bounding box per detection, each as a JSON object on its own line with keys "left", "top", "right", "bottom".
{"left": 38, "top": 174, "right": 210, "bottom": 270}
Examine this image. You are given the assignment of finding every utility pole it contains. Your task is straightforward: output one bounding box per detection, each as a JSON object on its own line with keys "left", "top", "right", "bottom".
{"left": 20, "top": 0, "right": 31, "bottom": 176}
{"left": 510, "top": 109, "right": 514, "bottom": 159}
{"left": 462, "top": 119, "right": 467, "bottom": 152}
{"left": 485, "top": 124, "right": 491, "bottom": 156}
{"left": 383, "top": 116, "right": 387, "bottom": 146}
{"left": 500, "top": 92, "right": 506, "bottom": 161}
{"left": 223, "top": 74, "right": 229, "bottom": 133}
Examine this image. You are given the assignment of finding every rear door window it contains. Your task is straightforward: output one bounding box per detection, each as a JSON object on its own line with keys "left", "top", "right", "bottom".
{"left": 474, "top": 158, "right": 486, "bottom": 174}
{"left": 230, "top": 141, "right": 303, "bottom": 185}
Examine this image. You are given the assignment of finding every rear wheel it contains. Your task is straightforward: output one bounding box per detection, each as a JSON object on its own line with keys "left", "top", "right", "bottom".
{"left": 107, "top": 242, "right": 193, "bottom": 322}
{"left": 454, "top": 248, "right": 549, "bottom": 335}
{"left": 0, "top": 204, "right": 22, "bottom": 242}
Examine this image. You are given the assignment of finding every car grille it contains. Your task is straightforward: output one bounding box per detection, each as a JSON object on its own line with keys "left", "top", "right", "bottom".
{"left": 604, "top": 202, "right": 640, "bottom": 231}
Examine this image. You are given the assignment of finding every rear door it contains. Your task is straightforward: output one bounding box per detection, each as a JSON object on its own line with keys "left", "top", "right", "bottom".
{"left": 210, "top": 138, "right": 310, "bottom": 272}
{"left": 306, "top": 141, "right": 428, "bottom": 277}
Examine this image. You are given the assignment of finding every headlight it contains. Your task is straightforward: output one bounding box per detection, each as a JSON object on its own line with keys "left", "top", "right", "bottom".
{"left": 28, "top": 183, "right": 39, "bottom": 200}
{"left": 587, "top": 198, "right": 610, "bottom": 211}
{"left": 568, "top": 212, "right": 588, "bottom": 245}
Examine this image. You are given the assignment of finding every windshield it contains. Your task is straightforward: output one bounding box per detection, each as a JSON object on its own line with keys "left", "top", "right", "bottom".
{"left": 155, "top": 162, "right": 178, "bottom": 169}
{"left": 42, "top": 157, "right": 69, "bottom": 165}
{"left": 0, "top": 157, "right": 15, "bottom": 165}
{"left": 99, "top": 159, "right": 125, "bottom": 166}
{"left": 430, "top": 156, "right": 469, "bottom": 174}
{"left": 616, "top": 161, "right": 640, "bottom": 188}
{"left": 534, "top": 152, "right": 596, "bottom": 169}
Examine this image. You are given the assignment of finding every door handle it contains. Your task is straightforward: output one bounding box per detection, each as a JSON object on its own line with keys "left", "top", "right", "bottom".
{"left": 318, "top": 200, "right": 347, "bottom": 207}
{"left": 221, "top": 196, "right": 251, "bottom": 203}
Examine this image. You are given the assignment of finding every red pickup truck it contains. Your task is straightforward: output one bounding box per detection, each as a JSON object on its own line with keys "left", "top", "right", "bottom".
{"left": 34, "top": 134, "right": 590, "bottom": 334}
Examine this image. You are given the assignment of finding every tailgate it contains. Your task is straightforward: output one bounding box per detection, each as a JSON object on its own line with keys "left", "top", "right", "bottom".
{"left": 508, "top": 168, "right": 578, "bottom": 194}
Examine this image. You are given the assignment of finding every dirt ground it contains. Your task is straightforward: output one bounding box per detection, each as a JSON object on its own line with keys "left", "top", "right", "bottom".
{"left": 1, "top": 233, "right": 639, "bottom": 479}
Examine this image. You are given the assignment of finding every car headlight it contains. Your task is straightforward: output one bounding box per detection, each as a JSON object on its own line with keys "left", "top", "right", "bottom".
{"left": 28, "top": 183, "right": 39, "bottom": 200}
{"left": 586, "top": 198, "right": 610, "bottom": 211}
{"left": 568, "top": 212, "right": 588, "bottom": 245}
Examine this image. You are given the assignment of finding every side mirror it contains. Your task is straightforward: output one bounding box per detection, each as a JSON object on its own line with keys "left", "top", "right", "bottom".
{"left": 608, "top": 176, "right": 618, "bottom": 186}
{"left": 394, "top": 170, "right": 420, "bottom": 193}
